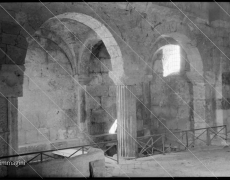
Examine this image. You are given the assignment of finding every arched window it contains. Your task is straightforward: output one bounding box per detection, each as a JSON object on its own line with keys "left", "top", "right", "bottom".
{"left": 162, "top": 45, "right": 181, "bottom": 77}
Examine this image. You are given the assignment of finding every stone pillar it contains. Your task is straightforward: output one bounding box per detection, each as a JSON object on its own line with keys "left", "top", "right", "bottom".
{"left": 193, "top": 82, "right": 207, "bottom": 146}
{"left": 0, "top": 96, "right": 9, "bottom": 177}
{"left": 187, "top": 72, "right": 207, "bottom": 146}
{"left": 142, "top": 82, "right": 151, "bottom": 127}
{"left": 0, "top": 65, "right": 24, "bottom": 177}
{"left": 8, "top": 98, "right": 18, "bottom": 158}
{"left": 116, "top": 85, "right": 137, "bottom": 158}
{"left": 74, "top": 75, "right": 89, "bottom": 144}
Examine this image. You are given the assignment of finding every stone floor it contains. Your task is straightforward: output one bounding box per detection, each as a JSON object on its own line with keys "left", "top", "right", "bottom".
{"left": 105, "top": 145, "right": 230, "bottom": 177}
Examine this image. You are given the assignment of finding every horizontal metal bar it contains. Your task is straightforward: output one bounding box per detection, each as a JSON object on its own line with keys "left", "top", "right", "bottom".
{"left": 91, "top": 133, "right": 117, "bottom": 138}
{"left": 1, "top": 125, "right": 226, "bottom": 160}
{"left": 42, "top": 153, "right": 56, "bottom": 159}
{"left": 187, "top": 131, "right": 207, "bottom": 143}
{"left": 137, "top": 126, "right": 226, "bottom": 140}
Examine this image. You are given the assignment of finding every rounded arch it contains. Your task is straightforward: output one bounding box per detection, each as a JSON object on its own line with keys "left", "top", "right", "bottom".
{"left": 32, "top": 28, "right": 75, "bottom": 73}
{"left": 47, "top": 12, "right": 124, "bottom": 85}
{"left": 78, "top": 32, "right": 102, "bottom": 77}
{"left": 152, "top": 32, "right": 204, "bottom": 83}
{"left": 150, "top": 32, "right": 206, "bottom": 132}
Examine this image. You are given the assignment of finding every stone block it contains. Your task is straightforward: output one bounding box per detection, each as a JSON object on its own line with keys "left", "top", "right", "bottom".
{"left": 193, "top": 100, "right": 206, "bottom": 123}
{"left": 109, "top": 86, "right": 116, "bottom": 96}
{"left": 26, "top": 130, "right": 38, "bottom": 144}
{"left": 134, "top": 84, "right": 142, "bottom": 96}
{"left": 205, "top": 84, "right": 214, "bottom": 100}
{"left": 0, "top": 46, "right": 6, "bottom": 62}
{"left": 57, "top": 129, "right": 68, "bottom": 140}
{"left": 102, "top": 73, "right": 114, "bottom": 85}
{"left": 89, "top": 159, "right": 105, "bottom": 177}
{"left": 67, "top": 127, "right": 78, "bottom": 139}
{"left": 37, "top": 128, "right": 50, "bottom": 142}
{"left": 101, "top": 96, "right": 116, "bottom": 110}
{"left": 47, "top": 109, "right": 66, "bottom": 128}
{"left": 89, "top": 59, "right": 101, "bottom": 73}
{"left": 222, "top": 72, "right": 230, "bottom": 85}
{"left": 62, "top": 94, "right": 75, "bottom": 109}
{"left": 100, "top": 59, "right": 112, "bottom": 72}
{"left": 18, "top": 130, "right": 26, "bottom": 145}
{"left": 177, "top": 106, "right": 189, "bottom": 119}
{"left": 222, "top": 85, "right": 230, "bottom": 98}
{"left": 19, "top": 143, "right": 47, "bottom": 154}
{"left": 0, "top": 64, "right": 25, "bottom": 97}
{"left": 0, "top": 96, "right": 8, "bottom": 133}
{"left": 90, "top": 123, "right": 106, "bottom": 135}
{"left": 204, "top": 71, "right": 215, "bottom": 85}
{"left": 49, "top": 128, "right": 58, "bottom": 141}
{"left": 221, "top": 98, "right": 230, "bottom": 109}
{"left": 86, "top": 85, "right": 109, "bottom": 97}
{"left": 90, "top": 109, "right": 113, "bottom": 123}
{"left": 137, "top": 120, "right": 143, "bottom": 131}
{"left": 216, "top": 99, "right": 222, "bottom": 109}
{"left": 88, "top": 74, "right": 102, "bottom": 86}
{"left": 137, "top": 130, "right": 144, "bottom": 137}
{"left": 16, "top": 35, "right": 28, "bottom": 49}
{"left": 86, "top": 95, "right": 101, "bottom": 110}
{"left": 194, "top": 123, "right": 207, "bottom": 130}
{"left": 2, "top": 22, "right": 21, "bottom": 35}
{"left": 63, "top": 109, "right": 78, "bottom": 128}
{"left": 193, "top": 84, "right": 205, "bottom": 100}
{"left": 2, "top": 33, "right": 17, "bottom": 45}
{"left": 5, "top": 45, "right": 26, "bottom": 65}
{"left": 0, "top": 133, "right": 8, "bottom": 157}
{"left": 50, "top": 141, "right": 68, "bottom": 149}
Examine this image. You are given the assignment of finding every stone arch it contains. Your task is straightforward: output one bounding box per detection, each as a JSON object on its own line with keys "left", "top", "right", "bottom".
{"left": 48, "top": 12, "right": 124, "bottom": 85}
{"left": 151, "top": 32, "right": 206, "bottom": 139}
{"left": 78, "top": 32, "right": 102, "bottom": 80}
{"left": 31, "top": 28, "right": 75, "bottom": 73}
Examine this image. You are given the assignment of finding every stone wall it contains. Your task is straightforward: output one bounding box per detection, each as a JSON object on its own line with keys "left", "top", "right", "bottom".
{"left": 1, "top": 3, "right": 230, "bottom": 166}
{"left": 17, "top": 37, "right": 88, "bottom": 149}
{"left": 84, "top": 42, "right": 116, "bottom": 136}
{"left": 0, "top": 20, "right": 27, "bottom": 177}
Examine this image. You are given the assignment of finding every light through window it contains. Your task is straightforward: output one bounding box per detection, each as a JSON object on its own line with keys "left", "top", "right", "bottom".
{"left": 162, "top": 45, "right": 181, "bottom": 77}
{"left": 109, "top": 119, "right": 117, "bottom": 134}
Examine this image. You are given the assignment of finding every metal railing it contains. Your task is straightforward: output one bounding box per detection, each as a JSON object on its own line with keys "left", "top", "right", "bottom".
{"left": 0, "top": 125, "right": 227, "bottom": 165}
{"left": 135, "top": 125, "right": 227, "bottom": 158}
{"left": 0, "top": 140, "right": 119, "bottom": 166}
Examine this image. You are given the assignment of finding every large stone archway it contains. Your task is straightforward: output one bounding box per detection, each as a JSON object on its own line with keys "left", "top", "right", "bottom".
{"left": 50, "top": 12, "right": 125, "bottom": 84}
{"left": 18, "top": 12, "right": 137, "bottom": 159}
{"left": 151, "top": 32, "right": 207, "bottom": 144}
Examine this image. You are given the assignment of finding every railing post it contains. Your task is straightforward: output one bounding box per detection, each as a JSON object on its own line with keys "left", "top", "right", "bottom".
{"left": 162, "top": 134, "right": 165, "bottom": 155}
{"left": 82, "top": 147, "right": 84, "bottom": 154}
{"left": 207, "top": 128, "right": 210, "bottom": 146}
{"left": 41, "top": 153, "right": 43, "bottom": 163}
{"left": 117, "top": 141, "right": 119, "bottom": 164}
{"left": 186, "top": 131, "right": 188, "bottom": 150}
{"left": 225, "top": 125, "right": 228, "bottom": 142}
